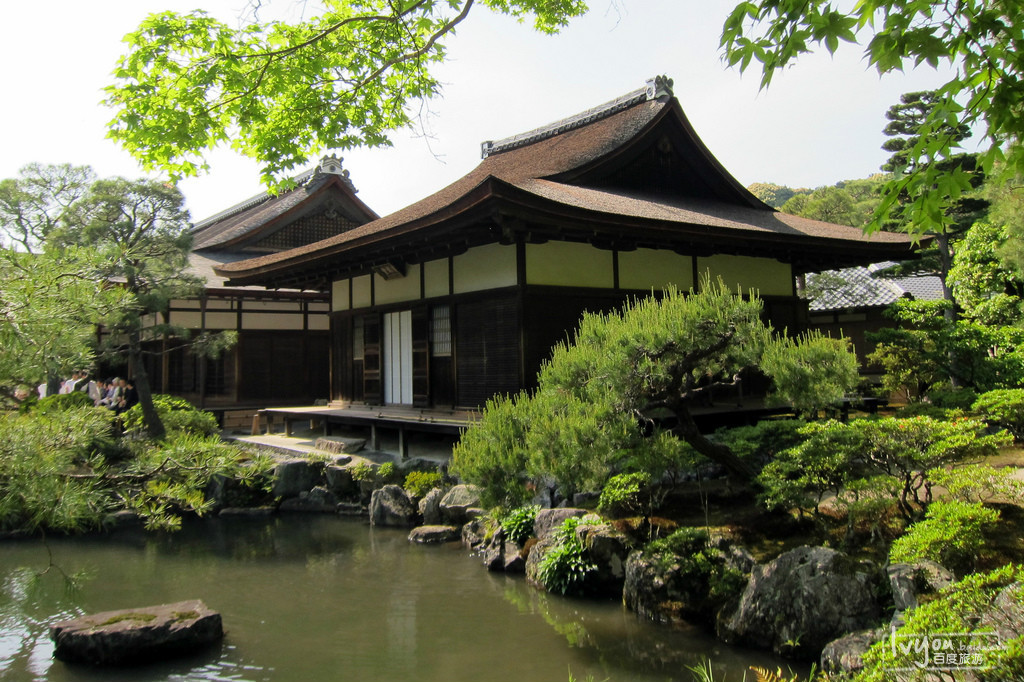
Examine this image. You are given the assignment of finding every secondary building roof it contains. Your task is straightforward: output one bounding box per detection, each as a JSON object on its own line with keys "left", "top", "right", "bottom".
{"left": 217, "top": 76, "right": 918, "bottom": 290}
{"left": 192, "top": 155, "right": 378, "bottom": 253}
{"left": 807, "top": 263, "right": 945, "bottom": 311}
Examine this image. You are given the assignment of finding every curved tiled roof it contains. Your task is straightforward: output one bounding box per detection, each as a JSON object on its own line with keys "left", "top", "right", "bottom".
{"left": 217, "top": 81, "right": 917, "bottom": 288}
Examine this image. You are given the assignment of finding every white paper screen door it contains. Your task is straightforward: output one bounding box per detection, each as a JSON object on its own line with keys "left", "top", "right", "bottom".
{"left": 383, "top": 310, "right": 413, "bottom": 405}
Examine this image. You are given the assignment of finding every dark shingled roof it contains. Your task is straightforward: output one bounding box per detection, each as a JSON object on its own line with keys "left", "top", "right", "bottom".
{"left": 216, "top": 78, "right": 918, "bottom": 290}
{"left": 192, "top": 156, "right": 378, "bottom": 251}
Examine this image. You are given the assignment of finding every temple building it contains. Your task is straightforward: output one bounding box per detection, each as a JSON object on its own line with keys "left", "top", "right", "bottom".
{"left": 215, "top": 77, "right": 917, "bottom": 433}
{"left": 140, "top": 156, "right": 378, "bottom": 419}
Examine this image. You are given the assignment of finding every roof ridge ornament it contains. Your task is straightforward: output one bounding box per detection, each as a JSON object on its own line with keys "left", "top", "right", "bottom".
{"left": 309, "top": 154, "right": 356, "bottom": 192}
{"left": 645, "top": 75, "right": 674, "bottom": 100}
{"left": 480, "top": 75, "right": 674, "bottom": 159}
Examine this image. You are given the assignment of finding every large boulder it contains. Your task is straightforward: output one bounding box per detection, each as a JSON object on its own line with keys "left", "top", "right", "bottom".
{"left": 533, "top": 508, "right": 588, "bottom": 541}
{"left": 49, "top": 600, "right": 222, "bottom": 665}
{"left": 272, "top": 458, "right": 324, "bottom": 498}
{"left": 278, "top": 486, "right": 338, "bottom": 513}
{"left": 623, "top": 536, "right": 749, "bottom": 626}
{"left": 418, "top": 488, "right": 444, "bottom": 525}
{"left": 324, "top": 465, "right": 358, "bottom": 498}
{"left": 477, "top": 529, "right": 527, "bottom": 574}
{"left": 461, "top": 517, "right": 487, "bottom": 549}
{"left": 820, "top": 628, "right": 885, "bottom": 675}
{"left": 887, "top": 560, "right": 954, "bottom": 614}
{"left": 525, "top": 535, "right": 558, "bottom": 588}
{"left": 575, "top": 518, "right": 632, "bottom": 597}
{"left": 439, "top": 484, "right": 481, "bottom": 524}
{"left": 717, "top": 546, "right": 886, "bottom": 659}
{"left": 369, "top": 485, "right": 417, "bottom": 527}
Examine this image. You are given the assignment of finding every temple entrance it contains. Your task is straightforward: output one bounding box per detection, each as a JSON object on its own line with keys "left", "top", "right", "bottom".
{"left": 383, "top": 310, "right": 413, "bottom": 405}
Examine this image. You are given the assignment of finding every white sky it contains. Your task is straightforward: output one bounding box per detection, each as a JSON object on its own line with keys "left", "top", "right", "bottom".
{"left": 0, "top": 0, "right": 955, "bottom": 223}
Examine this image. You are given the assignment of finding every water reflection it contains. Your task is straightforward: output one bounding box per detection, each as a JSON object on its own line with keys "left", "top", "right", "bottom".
{"left": 0, "top": 517, "right": 798, "bottom": 682}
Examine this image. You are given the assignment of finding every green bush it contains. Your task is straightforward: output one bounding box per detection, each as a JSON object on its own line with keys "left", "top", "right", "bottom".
{"left": 598, "top": 472, "right": 651, "bottom": 517}
{"left": 403, "top": 470, "right": 442, "bottom": 498}
{"left": 124, "top": 432, "right": 275, "bottom": 531}
{"left": 854, "top": 564, "right": 1024, "bottom": 681}
{"left": 500, "top": 505, "right": 539, "bottom": 545}
{"left": 646, "top": 526, "right": 711, "bottom": 557}
{"left": 0, "top": 407, "right": 117, "bottom": 532}
{"left": 929, "top": 387, "right": 979, "bottom": 410}
{"left": 377, "top": 461, "right": 396, "bottom": 484}
{"left": 973, "top": 388, "right": 1024, "bottom": 441}
{"left": 760, "top": 329, "right": 860, "bottom": 417}
{"left": 757, "top": 419, "right": 859, "bottom": 516}
{"left": 889, "top": 500, "right": 1000, "bottom": 574}
{"left": 644, "top": 527, "right": 747, "bottom": 618}
{"left": 451, "top": 392, "right": 534, "bottom": 508}
{"left": 759, "top": 416, "right": 1010, "bottom": 521}
{"left": 712, "top": 419, "right": 805, "bottom": 463}
{"left": 895, "top": 401, "right": 962, "bottom": 419}
{"left": 121, "top": 395, "right": 218, "bottom": 437}
{"left": 33, "top": 391, "right": 94, "bottom": 413}
{"left": 928, "top": 464, "right": 1024, "bottom": 504}
{"left": 349, "top": 461, "right": 376, "bottom": 483}
{"left": 537, "top": 517, "right": 596, "bottom": 596}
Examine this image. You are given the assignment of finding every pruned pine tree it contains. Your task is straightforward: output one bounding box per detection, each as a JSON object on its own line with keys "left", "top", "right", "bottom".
{"left": 454, "top": 278, "right": 860, "bottom": 501}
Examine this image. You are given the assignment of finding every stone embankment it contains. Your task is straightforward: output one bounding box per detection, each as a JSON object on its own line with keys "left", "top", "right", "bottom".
{"left": 196, "top": 450, "right": 982, "bottom": 674}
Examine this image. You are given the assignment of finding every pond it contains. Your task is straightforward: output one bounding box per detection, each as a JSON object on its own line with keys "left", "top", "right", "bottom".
{"left": 1, "top": 516, "right": 799, "bottom": 682}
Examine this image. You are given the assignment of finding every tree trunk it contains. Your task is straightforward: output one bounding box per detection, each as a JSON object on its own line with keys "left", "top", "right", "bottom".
{"left": 128, "top": 329, "right": 165, "bottom": 440}
{"left": 936, "top": 231, "right": 962, "bottom": 387}
{"left": 671, "top": 403, "right": 757, "bottom": 482}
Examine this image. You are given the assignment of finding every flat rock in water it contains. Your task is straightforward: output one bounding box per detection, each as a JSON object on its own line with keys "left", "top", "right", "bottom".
{"left": 408, "top": 525, "right": 461, "bottom": 544}
{"left": 49, "top": 599, "right": 223, "bottom": 665}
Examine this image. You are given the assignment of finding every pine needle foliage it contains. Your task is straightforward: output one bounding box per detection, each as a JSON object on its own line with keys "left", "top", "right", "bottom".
{"left": 453, "top": 278, "right": 860, "bottom": 504}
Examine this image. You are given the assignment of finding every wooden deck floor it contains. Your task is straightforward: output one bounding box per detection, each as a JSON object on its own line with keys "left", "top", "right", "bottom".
{"left": 256, "top": 404, "right": 478, "bottom": 457}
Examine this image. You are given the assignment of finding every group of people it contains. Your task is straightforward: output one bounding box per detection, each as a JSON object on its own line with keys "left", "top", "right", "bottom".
{"left": 41, "top": 371, "right": 139, "bottom": 414}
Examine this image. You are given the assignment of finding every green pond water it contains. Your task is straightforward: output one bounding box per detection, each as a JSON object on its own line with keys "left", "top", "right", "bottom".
{"left": 0, "top": 516, "right": 798, "bottom": 682}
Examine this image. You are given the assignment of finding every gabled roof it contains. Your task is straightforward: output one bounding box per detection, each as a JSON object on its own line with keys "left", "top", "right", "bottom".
{"left": 808, "top": 263, "right": 944, "bottom": 311}
{"left": 217, "top": 77, "right": 918, "bottom": 290}
{"left": 192, "top": 155, "right": 378, "bottom": 252}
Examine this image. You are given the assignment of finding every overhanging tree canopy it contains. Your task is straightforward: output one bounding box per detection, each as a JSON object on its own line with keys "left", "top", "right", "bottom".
{"left": 105, "top": 0, "right": 587, "bottom": 186}
{"left": 719, "top": 0, "right": 1024, "bottom": 238}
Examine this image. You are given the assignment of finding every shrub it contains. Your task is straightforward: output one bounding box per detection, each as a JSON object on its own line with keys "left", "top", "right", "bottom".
{"left": 537, "top": 517, "right": 596, "bottom": 596}
{"left": 929, "top": 387, "right": 979, "bottom": 410}
{"left": 377, "top": 462, "right": 396, "bottom": 484}
{"left": 0, "top": 407, "right": 117, "bottom": 532}
{"left": 757, "top": 419, "right": 859, "bottom": 516}
{"left": 644, "top": 527, "right": 746, "bottom": 617}
{"left": 32, "top": 391, "right": 94, "bottom": 413}
{"left": 598, "top": 472, "right": 651, "bottom": 517}
{"left": 124, "top": 432, "right": 275, "bottom": 531}
{"left": 121, "top": 395, "right": 218, "bottom": 437}
{"left": 761, "top": 330, "right": 860, "bottom": 417}
{"left": 451, "top": 392, "right": 533, "bottom": 508}
{"left": 973, "top": 388, "right": 1024, "bottom": 441}
{"left": 500, "top": 505, "right": 539, "bottom": 545}
{"left": 760, "top": 416, "right": 1009, "bottom": 522}
{"left": 855, "top": 564, "right": 1024, "bottom": 681}
{"left": 349, "top": 461, "right": 376, "bottom": 483}
{"left": 928, "top": 464, "right": 1024, "bottom": 504}
{"left": 712, "top": 419, "right": 805, "bottom": 464}
{"left": 403, "top": 470, "right": 442, "bottom": 498}
{"left": 889, "top": 500, "right": 1000, "bottom": 575}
